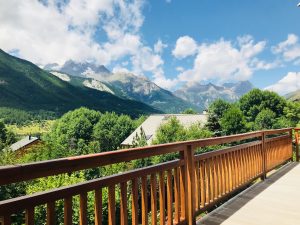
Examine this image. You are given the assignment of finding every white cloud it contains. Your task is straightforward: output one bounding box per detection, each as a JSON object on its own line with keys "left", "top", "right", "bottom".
{"left": 176, "top": 66, "right": 184, "bottom": 72}
{"left": 272, "top": 34, "right": 300, "bottom": 62}
{"left": 154, "top": 39, "right": 168, "bottom": 54}
{"left": 172, "top": 36, "right": 198, "bottom": 59}
{"left": 265, "top": 72, "right": 300, "bottom": 95}
{"left": 178, "top": 36, "right": 269, "bottom": 83}
{"left": 0, "top": 0, "right": 146, "bottom": 66}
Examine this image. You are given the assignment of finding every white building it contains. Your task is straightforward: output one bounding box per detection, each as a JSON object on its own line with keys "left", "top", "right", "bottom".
{"left": 121, "top": 114, "right": 208, "bottom": 147}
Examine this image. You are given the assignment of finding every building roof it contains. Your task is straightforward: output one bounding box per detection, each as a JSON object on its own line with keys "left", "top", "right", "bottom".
{"left": 121, "top": 114, "right": 208, "bottom": 146}
{"left": 10, "top": 136, "right": 39, "bottom": 151}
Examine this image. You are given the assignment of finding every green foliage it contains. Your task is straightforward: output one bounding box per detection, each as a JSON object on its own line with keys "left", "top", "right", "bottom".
{"left": 0, "top": 120, "right": 16, "bottom": 150}
{"left": 152, "top": 117, "right": 187, "bottom": 144}
{"left": 206, "top": 99, "right": 232, "bottom": 134}
{"left": 254, "top": 109, "right": 276, "bottom": 130}
{"left": 182, "top": 108, "right": 198, "bottom": 114}
{"left": 239, "top": 89, "right": 287, "bottom": 122}
{"left": 152, "top": 117, "right": 212, "bottom": 163}
{"left": 93, "top": 112, "right": 134, "bottom": 151}
{"left": 284, "top": 101, "right": 300, "bottom": 126}
{"left": 220, "top": 106, "right": 247, "bottom": 135}
{"left": 132, "top": 127, "right": 147, "bottom": 148}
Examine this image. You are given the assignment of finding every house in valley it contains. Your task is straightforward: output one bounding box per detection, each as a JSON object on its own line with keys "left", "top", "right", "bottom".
{"left": 121, "top": 114, "right": 208, "bottom": 147}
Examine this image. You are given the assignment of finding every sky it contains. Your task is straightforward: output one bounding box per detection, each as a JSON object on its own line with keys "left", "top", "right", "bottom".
{"left": 0, "top": 0, "right": 300, "bottom": 94}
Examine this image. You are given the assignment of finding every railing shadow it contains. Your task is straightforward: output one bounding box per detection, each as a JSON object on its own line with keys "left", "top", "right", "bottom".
{"left": 197, "top": 162, "right": 299, "bottom": 225}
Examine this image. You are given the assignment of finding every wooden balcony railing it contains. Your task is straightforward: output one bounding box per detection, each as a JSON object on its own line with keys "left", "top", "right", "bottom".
{"left": 0, "top": 128, "right": 294, "bottom": 225}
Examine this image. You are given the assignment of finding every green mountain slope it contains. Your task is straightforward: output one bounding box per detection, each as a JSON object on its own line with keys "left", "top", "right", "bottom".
{"left": 0, "top": 49, "right": 160, "bottom": 118}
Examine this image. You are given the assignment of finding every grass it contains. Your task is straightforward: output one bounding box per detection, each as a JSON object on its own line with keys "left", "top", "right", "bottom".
{"left": 8, "top": 120, "right": 55, "bottom": 136}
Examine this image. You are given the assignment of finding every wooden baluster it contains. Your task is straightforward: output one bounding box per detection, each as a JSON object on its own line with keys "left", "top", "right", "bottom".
{"left": 108, "top": 186, "right": 116, "bottom": 225}
{"left": 232, "top": 151, "right": 237, "bottom": 189}
{"left": 159, "top": 171, "right": 166, "bottom": 225}
{"left": 200, "top": 160, "right": 205, "bottom": 208}
{"left": 185, "top": 145, "right": 196, "bottom": 225}
{"left": 1, "top": 215, "right": 11, "bottom": 225}
{"left": 179, "top": 152, "right": 187, "bottom": 220}
{"left": 25, "top": 207, "right": 34, "bottom": 225}
{"left": 220, "top": 155, "right": 225, "bottom": 195}
{"left": 167, "top": 170, "right": 173, "bottom": 225}
{"left": 209, "top": 158, "right": 214, "bottom": 202}
{"left": 194, "top": 161, "right": 199, "bottom": 211}
{"left": 64, "top": 197, "right": 72, "bottom": 225}
{"left": 142, "top": 176, "right": 148, "bottom": 225}
{"left": 95, "top": 189, "right": 102, "bottom": 225}
{"left": 173, "top": 168, "right": 180, "bottom": 223}
{"left": 228, "top": 153, "right": 233, "bottom": 192}
{"left": 131, "top": 178, "right": 138, "bottom": 225}
{"left": 120, "top": 183, "right": 128, "bottom": 225}
{"left": 151, "top": 174, "right": 158, "bottom": 225}
{"left": 237, "top": 150, "right": 241, "bottom": 186}
{"left": 47, "top": 202, "right": 55, "bottom": 225}
{"left": 214, "top": 156, "right": 219, "bottom": 199}
{"left": 224, "top": 154, "right": 229, "bottom": 194}
{"left": 245, "top": 148, "right": 249, "bottom": 181}
{"left": 216, "top": 156, "right": 222, "bottom": 197}
{"left": 80, "top": 193, "right": 88, "bottom": 225}
{"left": 205, "top": 158, "right": 210, "bottom": 204}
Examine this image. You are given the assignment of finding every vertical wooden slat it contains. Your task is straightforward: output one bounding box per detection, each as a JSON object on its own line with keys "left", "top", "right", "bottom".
{"left": 108, "top": 185, "right": 116, "bottom": 225}
{"left": 167, "top": 170, "right": 173, "bottom": 225}
{"left": 142, "top": 176, "right": 148, "bottom": 225}
{"left": 151, "top": 174, "right": 158, "bottom": 225}
{"left": 64, "top": 197, "right": 72, "bottom": 225}
{"left": 1, "top": 215, "right": 11, "bottom": 225}
{"left": 120, "top": 183, "right": 128, "bottom": 225}
{"left": 131, "top": 178, "right": 138, "bottom": 225}
{"left": 186, "top": 145, "right": 196, "bottom": 225}
{"left": 209, "top": 158, "right": 214, "bottom": 202}
{"left": 95, "top": 189, "right": 102, "bottom": 225}
{"left": 205, "top": 158, "right": 210, "bottom": 204}
{"left": 25, "top": 207, "right": 34, "bottom": 225}
{"left": 47, "top": 202, "right": 55, "bottom": 225}
{"left": 174, "top": 168, "right": 180, "bottom": 223}
{"left": 213, "top": 157, "right": 218, "bottom": 200}
{"left": 200, "top": 160, "right": 205, "bottom": 208}
{"left": 80, "top": 193, "right": 88, "bottom": 225}
{"left": 159, "top": 171, "right": 165, "bottom": 225}
{"left": 179, "top": 152, "right": 187, "bottom": 220}
{"left": 194, "top": 161, "right": 199, "bottom": 211}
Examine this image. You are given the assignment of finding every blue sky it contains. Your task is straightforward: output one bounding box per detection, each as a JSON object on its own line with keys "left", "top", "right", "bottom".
{"left": 1, "top": 0, "right": 300, "bottom": 94}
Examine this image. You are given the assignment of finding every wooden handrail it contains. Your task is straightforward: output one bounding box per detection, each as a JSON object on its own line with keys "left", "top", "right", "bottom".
{"left": 0, "top": 128, "right": 294, "bottom": 225}
{"left": 0, "top": 130, "right": 264, "bottom": 186}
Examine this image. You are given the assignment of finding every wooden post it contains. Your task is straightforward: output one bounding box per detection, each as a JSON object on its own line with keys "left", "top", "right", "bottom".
{"left": 185, "top": 145, "right": 196, "bottom": 225}
{"left": 261, "top": 132, "right": 267, "bottom": 180}
{"left": 295, "top": 130, "right": 299, "bottom": 162}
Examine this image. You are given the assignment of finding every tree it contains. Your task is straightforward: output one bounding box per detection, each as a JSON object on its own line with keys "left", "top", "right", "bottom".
{"left": 254, "top": 109, "right": 276, "bottom": 130}
{"left": 47, "top": 107, "right": 101, "bottom": 150}
{"left": 93, "top": 112, "right": 134, "bottom": 152}
{"left": 284, "top": 101, "right": 300, "bottom": 126}
{"left": 220, "top": 106, "right": 247, "bottom": 135}
{"left": 182, "top": 108, "right": 198, "bottom": 114}
{"left": 206, "top": 99, "right": 231, "bottom": 133}
{"left": 239, "top": 89, "right": 287, "bottom": 122}
{"left": 152, "top": 117, "right": 186, "bottom": 145}
{"left": 132, "top": 127, "right": 147, "bottom": 147}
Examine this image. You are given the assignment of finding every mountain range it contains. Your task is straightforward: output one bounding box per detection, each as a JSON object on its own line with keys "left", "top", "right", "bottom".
{"left": 0, "top": 49, "right": 159, "bottom": 117}
{"left": 174, "top": 81, "right": 254, "bottom": 109}
{"left": 0, "top": 49, "right": 256, "bottom": 118}
{"left": 46, "top": 60, "right": 254, "bottom": 112}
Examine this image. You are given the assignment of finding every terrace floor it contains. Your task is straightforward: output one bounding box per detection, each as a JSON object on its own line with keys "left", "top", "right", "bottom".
{"left": 197, "top": 162, "right": 300, "bottom": 225}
